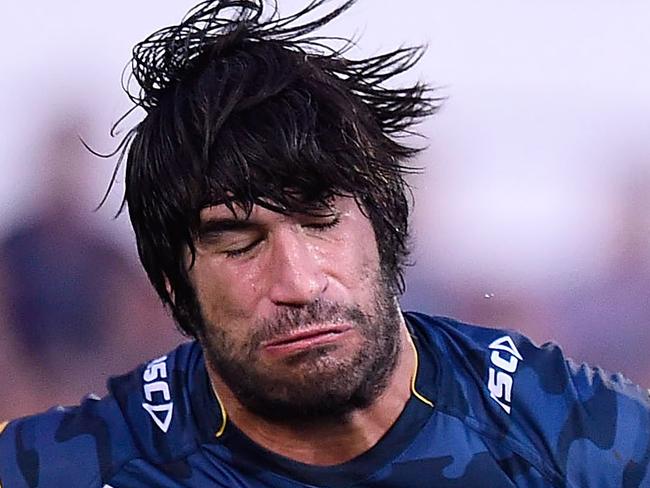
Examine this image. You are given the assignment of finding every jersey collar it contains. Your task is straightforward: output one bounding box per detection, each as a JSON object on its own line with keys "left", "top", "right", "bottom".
{"left": 193, "top": 312, "right": 440, "bottom": 486}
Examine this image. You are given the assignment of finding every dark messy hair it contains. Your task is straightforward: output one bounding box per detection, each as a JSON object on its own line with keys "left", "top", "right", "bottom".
{"left": 116, "top": 0, "right": 439, "bottom": 337}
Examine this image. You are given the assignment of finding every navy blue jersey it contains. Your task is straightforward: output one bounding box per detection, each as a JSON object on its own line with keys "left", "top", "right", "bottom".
{"left": 1, "top": 313, "right": 649, "bottom": 487}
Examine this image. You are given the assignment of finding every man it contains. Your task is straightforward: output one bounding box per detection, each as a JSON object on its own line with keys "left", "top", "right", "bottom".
{"left": 1, "top": 0, "right": 649, "bottom": 486}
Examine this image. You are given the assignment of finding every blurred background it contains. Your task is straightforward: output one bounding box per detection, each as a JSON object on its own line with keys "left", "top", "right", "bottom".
{"left": 1, "top": 0, "right": 649, "bottom": 419}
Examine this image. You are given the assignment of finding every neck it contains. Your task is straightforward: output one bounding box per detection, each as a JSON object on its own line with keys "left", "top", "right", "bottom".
{"left": 207, "top": 322, "right": 415, "bottom": 466}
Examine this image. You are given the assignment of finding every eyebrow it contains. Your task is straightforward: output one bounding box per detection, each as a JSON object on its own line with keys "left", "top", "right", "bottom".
{"left": 197, "top": 218, "right": 259, "bottom": 237}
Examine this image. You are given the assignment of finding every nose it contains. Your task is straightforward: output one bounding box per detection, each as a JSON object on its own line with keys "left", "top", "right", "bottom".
{"left": 266, "top": 227, "right": 328, "bottom": 306}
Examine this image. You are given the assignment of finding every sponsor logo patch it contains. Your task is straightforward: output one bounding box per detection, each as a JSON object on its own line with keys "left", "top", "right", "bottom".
{"left": 141, "top": 356, "right": 174, "bottom": 432}
{"left": 487, "top": 335, "right": 523, "bottom": 414}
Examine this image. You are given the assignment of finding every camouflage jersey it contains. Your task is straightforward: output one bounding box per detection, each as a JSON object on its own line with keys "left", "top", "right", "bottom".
{"left": 1, "top": 313, "right": 649, "bottom": 487}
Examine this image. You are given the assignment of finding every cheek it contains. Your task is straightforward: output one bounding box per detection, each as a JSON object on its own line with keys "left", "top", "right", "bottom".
{"left": 345, "top": 216, "right": 380, "bottom": 272}
{"left": 191, "top": 256, "right": 261, "bottom": 323}
{"left": 323, "top": 224, "right": 381, "bottom": 293}
{"left": 355, "top": 247, "right": 382, "bottom": 294}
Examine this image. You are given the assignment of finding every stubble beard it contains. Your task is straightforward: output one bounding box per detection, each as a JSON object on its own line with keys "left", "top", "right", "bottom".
{"left": 197, "top": 278, "right": 403, "bottom": 423}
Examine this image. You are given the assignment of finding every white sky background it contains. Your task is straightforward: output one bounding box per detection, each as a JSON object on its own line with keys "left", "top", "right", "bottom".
{"left": 1, "top": 0, "right": 649, "bottom": 289}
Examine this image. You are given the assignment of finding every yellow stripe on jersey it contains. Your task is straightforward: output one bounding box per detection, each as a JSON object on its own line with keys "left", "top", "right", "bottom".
{"left": 407, "top": 334, "right": 435, "bottom": 408}
{"left": 214, "top": 389, "right": 228, "bottom": 438}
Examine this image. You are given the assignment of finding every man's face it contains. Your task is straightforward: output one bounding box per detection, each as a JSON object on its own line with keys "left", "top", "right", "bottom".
{"left": 189, "top": 196, "right": 402, "bottom": 421}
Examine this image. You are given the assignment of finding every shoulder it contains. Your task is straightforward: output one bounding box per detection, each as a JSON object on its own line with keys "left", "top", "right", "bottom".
{"left": 0, "top": 394, "right": 134, "bottom": 487}
{"left": 515, "top": 344, "right": 650, "bottom": 487}
{"left": 106, "top": 340, "right": 207, "bottom": 464}
{"left": 0, "top": 341, "right": 202, "bottom": 487}
{"left": 406, "top": 312, "right": 650, "bottom": 487}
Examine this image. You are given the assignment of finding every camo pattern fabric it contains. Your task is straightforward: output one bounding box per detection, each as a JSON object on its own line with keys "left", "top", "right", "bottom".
{"left": 0, "top": 313, "right": 649, "bottom": 487}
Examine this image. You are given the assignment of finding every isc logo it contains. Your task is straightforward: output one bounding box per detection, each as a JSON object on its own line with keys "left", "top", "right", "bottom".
{"left": 142, "top": 355, "right": 174, "bottom": 433}
{"left": 487, "top": 335, "right": 523, "bottom": 414}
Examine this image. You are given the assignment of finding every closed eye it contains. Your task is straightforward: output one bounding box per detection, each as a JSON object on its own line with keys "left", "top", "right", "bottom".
{"left": 302, "top": 215, "right": 341, "bottom": 231}
{"left": 197, "top": 218, "right": 263, "bottom": 258}
{"left": 223, "top": 238, "right": 263, "bottom": 258}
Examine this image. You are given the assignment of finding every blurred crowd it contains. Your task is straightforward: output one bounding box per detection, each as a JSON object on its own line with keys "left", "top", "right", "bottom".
{"left": 0, "top": 116, "right": 182, "bottom": 420}
{"left": 403, "top": 165, "right": 650, "bottom": 387}
{"left": 0, "top": 109, "right": 649, "bottom": 421}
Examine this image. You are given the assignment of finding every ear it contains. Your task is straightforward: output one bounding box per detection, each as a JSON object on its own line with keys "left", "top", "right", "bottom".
{"left": 164, "top": 275, "right": 175, "bottom": 302}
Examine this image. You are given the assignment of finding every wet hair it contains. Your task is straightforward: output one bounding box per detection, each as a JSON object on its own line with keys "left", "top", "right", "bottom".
{"left": 116, "top": 0, "right": 439, "bottom": 337}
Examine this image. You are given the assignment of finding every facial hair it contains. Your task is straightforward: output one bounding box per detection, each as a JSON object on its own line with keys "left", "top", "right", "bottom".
{"left": 197, "top": 279, "right": 402, "bottom": 423}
